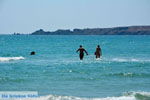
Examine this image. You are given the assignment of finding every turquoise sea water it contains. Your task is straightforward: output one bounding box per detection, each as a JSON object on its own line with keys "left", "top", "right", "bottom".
{"left": 0, "top": 35, "right": 150, "bottom": 100}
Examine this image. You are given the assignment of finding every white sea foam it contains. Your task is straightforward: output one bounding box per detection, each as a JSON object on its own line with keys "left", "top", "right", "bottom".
{"left": 13, "top": 91, "right": 150, "bottom": 100}
{"left": 0, "top": 56, "right": 25, "bottom": 62}
{"left": 111, "top": 58, "right": 150, "bottom": 62}
{"left": 45, "top": 57, "right": 150, "bottom": 66}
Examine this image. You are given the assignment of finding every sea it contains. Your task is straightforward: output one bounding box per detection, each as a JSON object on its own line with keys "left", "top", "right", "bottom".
{"left": 0, "top": 35, "right": 150, "bottom": 100}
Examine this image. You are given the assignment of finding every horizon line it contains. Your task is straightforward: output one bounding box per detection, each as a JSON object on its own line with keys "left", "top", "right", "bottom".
{"left": 1, "top": 25, "right": 150, "bottom": 34}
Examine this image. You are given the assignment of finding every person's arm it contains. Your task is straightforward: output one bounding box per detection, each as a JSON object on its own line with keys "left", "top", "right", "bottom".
{"left": 100, "top": 48, "right": 102, "bottom": 56}
{"left": 84, "top": 49, "right": 88, "bottom": 55}
{"left": 95, "top": 48, "right": 97, "bottom": 55}
{"left": 76, "top": 49, "right": 79, "bottom": 53}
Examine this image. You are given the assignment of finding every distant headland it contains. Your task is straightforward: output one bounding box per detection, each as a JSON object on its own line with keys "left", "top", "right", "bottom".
{"left": 16, "top": 26, "right": 150, "bottom": 35}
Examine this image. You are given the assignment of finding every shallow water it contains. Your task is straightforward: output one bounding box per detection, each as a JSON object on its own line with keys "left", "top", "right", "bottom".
{"left": 0, "top": 35, "right": 150, "bottom": 100}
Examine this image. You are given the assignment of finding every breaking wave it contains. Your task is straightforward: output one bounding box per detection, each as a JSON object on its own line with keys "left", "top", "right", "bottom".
{"left": 0, "top": 56, "right": 25, "bottom": 62}
{"left": 13, "top": 91, "right": 150, "bottom": 100}
{"left": 111, "top": 58, "right": 150, "bottom": 62}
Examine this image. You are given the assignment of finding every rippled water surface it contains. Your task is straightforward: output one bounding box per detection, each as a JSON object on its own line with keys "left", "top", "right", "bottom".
{"left": 0, "top": 35, "right": 150, "bottom": 100}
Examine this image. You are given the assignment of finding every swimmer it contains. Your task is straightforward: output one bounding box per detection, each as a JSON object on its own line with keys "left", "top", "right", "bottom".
{"left": 30, "top": 51, "right": 35, "bottom": 55}
{"left": 94, "top": 45, "right": 102, "bottom": 59}
{"left": 76, "top": 45, "right": 88, "bottom": 60}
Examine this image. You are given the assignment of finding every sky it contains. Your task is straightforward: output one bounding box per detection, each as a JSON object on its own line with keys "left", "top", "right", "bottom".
{"left": 0, "top": 0, "right": 150, "bottom": 34}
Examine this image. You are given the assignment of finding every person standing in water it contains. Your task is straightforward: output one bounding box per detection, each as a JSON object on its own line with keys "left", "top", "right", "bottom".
{"left": 76, "top": 45, "right": 88, "bottom": 60}
{"left": 95, "top": 45, "right": 102, "bottom": 59}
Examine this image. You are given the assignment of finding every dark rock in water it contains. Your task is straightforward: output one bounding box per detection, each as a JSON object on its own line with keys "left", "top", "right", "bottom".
{"left": 30, "top": 51, "right": 35, "bottom": 55}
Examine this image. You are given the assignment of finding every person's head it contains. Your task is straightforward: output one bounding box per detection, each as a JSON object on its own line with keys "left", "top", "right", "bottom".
{"left": 30, "top": 51, "right": 35, "bottom": 55}
{"left": 97, "top": 45, "right": 100, "bottom": 48}
{"left": 80, "top": 45, "right": 82, "bottom": 48}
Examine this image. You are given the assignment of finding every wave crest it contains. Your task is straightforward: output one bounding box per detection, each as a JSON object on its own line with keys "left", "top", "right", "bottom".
{"left": 111, "top": 58, "right": 150, "bottom": 62}
{"left": 12, "top": 91, "right": 150, "bottom": 100}
{"left": 0, "top": 56, "right": 25, "bottom": 62}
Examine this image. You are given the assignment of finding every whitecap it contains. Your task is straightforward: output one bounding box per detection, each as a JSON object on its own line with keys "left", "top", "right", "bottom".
{"left": 111, "top": 58, "right": 150, "bottom": 62}
{"left": 0, "top": 56, "right": 25, "bottom": 62}
{"left": 112, "top": 58, "right": 128, "bottom": 62}
{"left": 12, "top": 91, "right": 150, "bottom": 100}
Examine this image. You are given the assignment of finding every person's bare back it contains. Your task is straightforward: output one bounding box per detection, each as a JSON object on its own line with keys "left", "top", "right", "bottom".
{"left": 95, "top": 45, "right": 102, "bottom": 59}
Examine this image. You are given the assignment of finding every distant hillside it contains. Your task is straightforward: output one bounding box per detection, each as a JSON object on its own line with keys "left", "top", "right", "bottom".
{"left": 31, "top": 26, "right": 150, "bottom": 35}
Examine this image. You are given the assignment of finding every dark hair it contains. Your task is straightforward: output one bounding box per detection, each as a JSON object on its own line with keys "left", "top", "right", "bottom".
{"left": 80, "top": 45, "right": 82, "bottom": 47}
{"left": 30, "top": 51, "right": 35, "bottom": 55}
